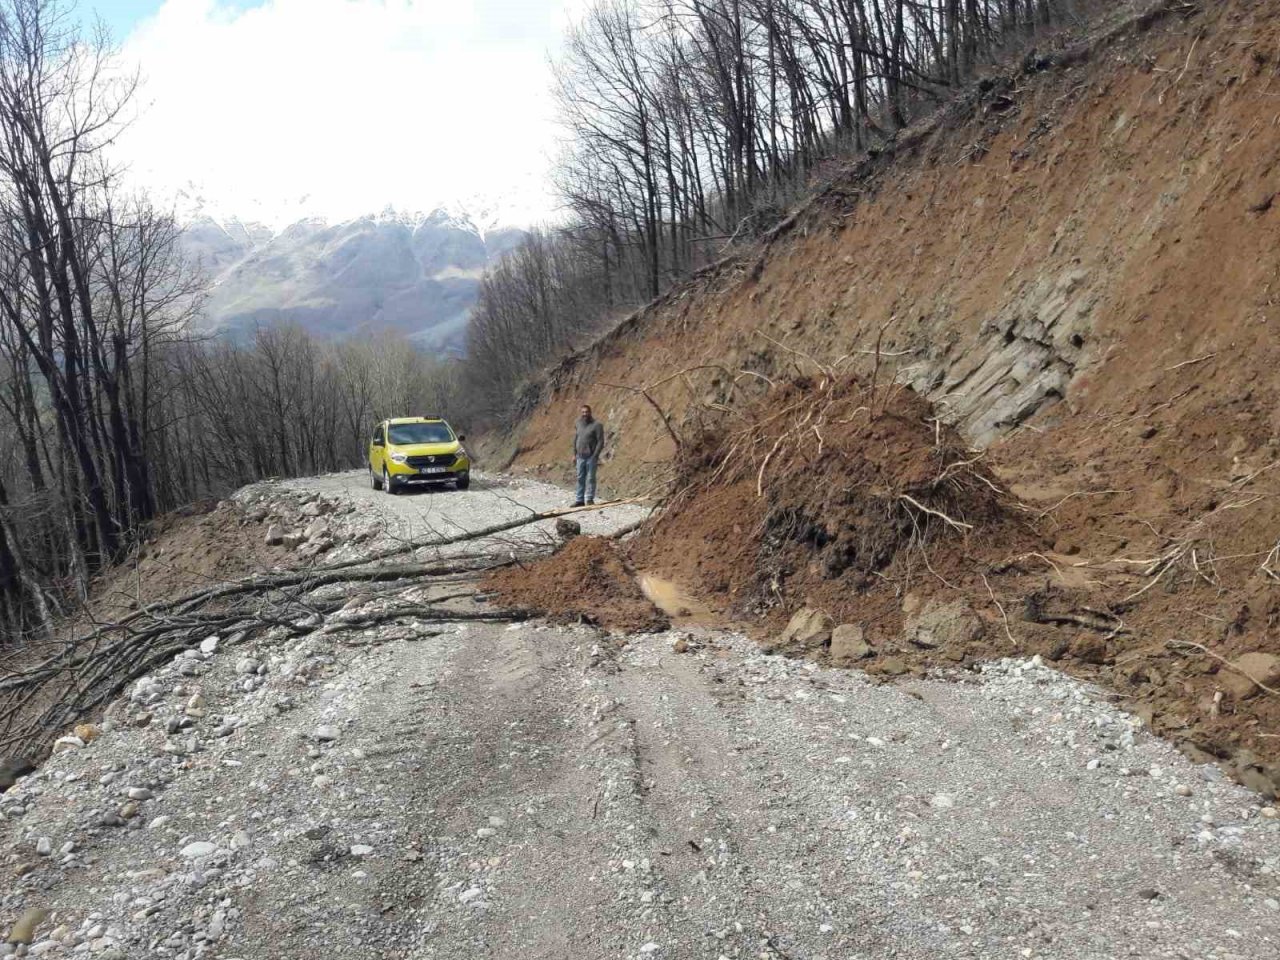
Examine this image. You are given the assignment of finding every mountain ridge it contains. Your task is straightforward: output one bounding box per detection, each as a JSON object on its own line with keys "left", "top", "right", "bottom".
{"left": 181, "top": 206, "right": 526, "bottom": 351}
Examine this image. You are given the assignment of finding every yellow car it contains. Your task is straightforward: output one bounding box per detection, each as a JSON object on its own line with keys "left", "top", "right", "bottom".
{"left": 369, "top": 417, "right": 471, "bottom": 493}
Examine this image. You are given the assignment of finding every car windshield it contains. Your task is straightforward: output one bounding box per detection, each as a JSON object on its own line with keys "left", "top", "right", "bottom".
{"left": 387, "top": 422, "right": 453, "bottom": 445}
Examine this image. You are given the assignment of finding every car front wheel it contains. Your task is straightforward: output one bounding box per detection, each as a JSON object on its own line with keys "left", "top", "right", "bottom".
{"left": 371, "top": 464, "right": 382, "bottom": 490}
{"left": 455, "top": 472, "right": 470, "bottom": 491}
{"left": 383, "top": 466, "right": 397, "bottom": 495}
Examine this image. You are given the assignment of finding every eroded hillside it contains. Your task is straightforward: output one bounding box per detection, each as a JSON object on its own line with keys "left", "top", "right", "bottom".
{"left": 496, "top": 0, "right": 1280, "bottom": 788}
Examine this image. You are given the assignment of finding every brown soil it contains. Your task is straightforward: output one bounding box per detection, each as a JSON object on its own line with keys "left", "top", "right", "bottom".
{"left": 88, "top": 502, "right": 287, "bottom": 620}
{"left": 494, "top": 0, "right": 1280, "bottom": 796}
{"left": 632, "top": 376, "right": 1033, "bottom": 629}
{"left": 484, "top": 536, "right": 669, "bottom": 633}
{"left": 625, "top": 373, "right": 1280, "bottom": 797}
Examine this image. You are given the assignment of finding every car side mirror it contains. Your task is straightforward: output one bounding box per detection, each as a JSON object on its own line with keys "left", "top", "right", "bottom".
{"left": 373, "top": 438, "right": 384, "bottom": 447}
{"left": 457, "top": 434, "right": 466, "bottom": 442}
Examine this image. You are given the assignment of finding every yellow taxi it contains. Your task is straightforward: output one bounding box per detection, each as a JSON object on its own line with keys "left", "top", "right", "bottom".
{"left": 369, "top": 417, "right": 471, "bottom": 493}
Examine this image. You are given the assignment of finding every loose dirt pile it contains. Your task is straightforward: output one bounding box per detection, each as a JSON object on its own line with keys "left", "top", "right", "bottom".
{"left": 484, "top": 536, "right": 669, "bottom": 633}
{"left": 633, "top": 375, "right": 1030, "bottom": 632}
{"left": 616, "top": 375, "right": 1280, "bottom": 796}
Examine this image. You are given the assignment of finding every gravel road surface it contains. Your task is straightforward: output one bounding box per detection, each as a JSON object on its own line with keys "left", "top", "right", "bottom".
{"left": 2, "top": 471, "right": 1278, "bottom": 960}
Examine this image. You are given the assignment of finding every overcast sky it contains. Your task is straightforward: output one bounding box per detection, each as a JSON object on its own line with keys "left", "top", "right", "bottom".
{"left": 101, "top": 0, "right": 586, "bottom": 227}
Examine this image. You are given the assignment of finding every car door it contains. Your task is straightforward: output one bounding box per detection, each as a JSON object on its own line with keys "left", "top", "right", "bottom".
{"left": 370, "top": 423, "right": 385, "bottom": 472}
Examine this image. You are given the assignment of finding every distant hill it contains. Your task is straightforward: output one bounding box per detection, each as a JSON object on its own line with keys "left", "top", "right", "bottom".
{"left": 182, "top": 209, "right": 526, "bottom": 352}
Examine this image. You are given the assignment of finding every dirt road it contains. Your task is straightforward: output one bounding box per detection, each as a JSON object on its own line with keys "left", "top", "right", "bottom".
{"left": 3, "top": 472, "right": 1278, "bottom": 960}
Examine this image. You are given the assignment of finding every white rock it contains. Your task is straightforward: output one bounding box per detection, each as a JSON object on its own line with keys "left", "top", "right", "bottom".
{"left": 639, "top": 944, "right": 661, "bottom": 954}
{"left": 180, "top": 841, "right": 218, "bottom": 859}
{"left": 235, "top": 658, "right": 261, "bottom": 676}
{"left": 148, "top": 816, "right": 171, "bottom": 830}
{"left": 314, "top": 725, "right": 341, "bottom": 742}
{"left": 127, "top": 787, "right": 153, "bottom": 801}
{"left": 36, "top": 836, "right": 52, "bottom": 856}
{"left": 931, "top": 794, "right": 955, "bottom": 809}
{"left": 458, "top": 887, "right": 484, "bottom": 903}
{"left": 200, "top": 636, "right": 219, "bottom": 655}
{"left": 476, "top": 828, "right": 497, "bottom": 839}
{"left": 350, "top": 844, "right": 374, "bottom": 856}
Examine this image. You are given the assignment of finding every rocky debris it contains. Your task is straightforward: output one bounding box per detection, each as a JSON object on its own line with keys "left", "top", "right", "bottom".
{"left": 264, "top": 523, "right": 284, "bottom": 546}
{"left": 555, "top": 517, "right": 582, "bottom": 540}
{"left": 6, "top": 473, "right": 1278, "bottom": 960}
{"left": 768, "top": 607, "right": 833, "bottom": 653}
{"left": 829, "top": 623, "right": 871, "bottom": 663}
{"left": 5, "top": 907, "right": 48, "bottom": 945}
{"left": 903, "top": 597, "right": 985, "bottom": 651}
{"left": 1220, "top": 652, "right": 1280, "bottom": 701}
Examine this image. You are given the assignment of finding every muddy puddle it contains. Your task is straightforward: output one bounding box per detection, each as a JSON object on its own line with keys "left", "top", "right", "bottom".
{"left": 636, "top": 572, "right": 716, "bottom": 627}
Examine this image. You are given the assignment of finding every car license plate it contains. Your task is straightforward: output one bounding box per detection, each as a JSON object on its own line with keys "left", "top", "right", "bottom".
{"left": 420, "top": 466, "right": 446, "bottom": 475}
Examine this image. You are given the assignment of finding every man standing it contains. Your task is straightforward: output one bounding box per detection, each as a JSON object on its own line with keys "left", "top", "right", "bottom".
{"left": 573, "top": 404, "right": 605, "bottom": 507}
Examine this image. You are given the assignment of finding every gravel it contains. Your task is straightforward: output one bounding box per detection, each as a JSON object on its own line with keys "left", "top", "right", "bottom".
{"left": 2, "top": 470, "right": 1277, "bottom": 959}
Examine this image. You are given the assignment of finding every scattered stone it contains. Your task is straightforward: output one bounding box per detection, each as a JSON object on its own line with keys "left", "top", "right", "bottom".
{"left": 314, "top": 725, "right": 341, "bottom": 743}
{"left": 905, "top": 599, "right": 984, "bottom": 651}
{"left": 875, "top": 657, "right": 908, "bottom": 677}
{"left": 52, "top": 735, "right": 85, "bottom": 752}
{"left": 35, "top": 837, "right": 51, "bottom": 856}
{"left": 74, "top": 723, "right": 102, "bottom": 743}
{"left": 350, "top": 844, "right": 374, "bottom": 856}
{"left": 5, "top": 907, "right": 49, "bottom": 946}
{"left": 126, "top": 787, "right": 153, "bottom": 801}
{"left": 1069, "top": 634, "right": 1109, "bottom": 665}
{"left": 180, "top": 841, "right": 218, "bottom": 860}
{"left": 1137, "top": 889, "right": 1161, "bottom": 901}
{"left": 1220, "top": 652, "right": 1280, "bottom": 701}
{"left": 264, "top": 524, "right": 284, "bottom": 546}
{"left": 1174, "top": 784, "right": 1192, "bottom": 797}
{"left": 770, "top": 607, "right": 834, "bottom": 653}
{"left": 830, "top": 624, "right": 872, "bottom": 664}
{"left": 555, "top": 517, "right": 582, "bottom": 540}
{"left": 459, "top": 887, "right": 484, "bottom": 904}
{"left": 235, "top": 657, "right": 262, "bottom": 676}
{"left": 200, "top": 636, "right": 219, "bottom": 655}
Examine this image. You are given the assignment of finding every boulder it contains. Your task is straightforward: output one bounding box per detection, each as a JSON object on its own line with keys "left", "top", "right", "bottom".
{"left": 1220, "top": 652, "right": 1280, "bottom": 701}
{"left": 303, "top": 519, "right": 330, "bottom": 541}
{"left": 830, "top": 624, "right": 872, "bottom": 664}
{"left": 873, "top": 656, "right": 909, "bottom": 676}
{"left": 770, "top": 607, "right": 834, "bottom": 653}
{"left": 555, "top": 518, "right": 582, "bottom": 541}
{"left": 264, "top": 524, "right": 284, "bottom": 546}
{"left": 1069, "top": 633, "right": 1109, "bottom": 665}
{"left": 6, "top": 907, "right": 48, "bottom": 945}
{"left": 905, "top": 599, "right": 985, "bottom": 651}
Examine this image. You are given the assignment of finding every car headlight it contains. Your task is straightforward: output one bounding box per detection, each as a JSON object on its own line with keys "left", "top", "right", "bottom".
{"left": 389, "top": 452, "right": 408, "bottom": 464}
{"left": 456, "top": 446, "right": 468, "bottom": 459}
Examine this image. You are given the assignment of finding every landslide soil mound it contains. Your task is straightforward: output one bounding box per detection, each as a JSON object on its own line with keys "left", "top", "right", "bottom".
{"left": 631, "top": 375, "right": 1031, "bottom": 634}
{"left": 625, "top": 375, "right": 1280, "bottom": 796}
{"left": 484, "top": 536, "right": 669, "bottom": 633}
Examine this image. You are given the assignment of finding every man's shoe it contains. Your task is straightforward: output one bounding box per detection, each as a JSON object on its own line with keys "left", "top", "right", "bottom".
{"left": 572, "top": 500, "right": 584, "bottom": 508}
{"left": 587, "top": 499, "right": 595, "bottom": 506}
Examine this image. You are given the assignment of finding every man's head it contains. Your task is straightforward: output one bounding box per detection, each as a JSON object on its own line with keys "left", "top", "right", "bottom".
{"left": 580, "top": 404, "right": 593, "bottom": 421}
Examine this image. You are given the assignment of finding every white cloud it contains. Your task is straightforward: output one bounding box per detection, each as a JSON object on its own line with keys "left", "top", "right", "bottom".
{"left": 117, "top": 0, "right": 587, "bottom": 227}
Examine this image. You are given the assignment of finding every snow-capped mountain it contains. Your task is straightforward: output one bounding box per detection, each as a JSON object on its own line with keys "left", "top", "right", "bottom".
{"left": 181, "top": 206, "right": 528, "bottom": 352}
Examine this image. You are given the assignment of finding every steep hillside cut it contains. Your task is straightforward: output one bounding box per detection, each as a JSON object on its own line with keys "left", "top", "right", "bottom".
{"left": 499, "top": 0, "right": 1280, "bottom": 789}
